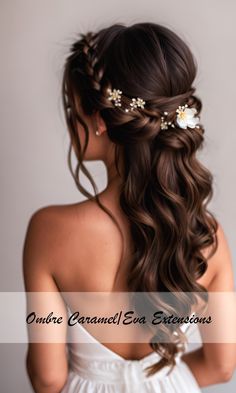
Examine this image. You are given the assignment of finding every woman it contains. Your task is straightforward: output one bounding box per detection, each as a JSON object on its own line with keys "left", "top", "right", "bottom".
{"left": 23, "top": 22, "right": 235, "bottom": 392}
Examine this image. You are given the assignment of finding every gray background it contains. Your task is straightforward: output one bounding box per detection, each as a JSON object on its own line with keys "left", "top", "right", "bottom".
{"left": 0, "top": 0, "right": 235, "bottom": 392}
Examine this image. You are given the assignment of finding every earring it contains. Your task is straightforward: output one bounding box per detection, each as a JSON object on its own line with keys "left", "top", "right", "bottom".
{"left": 95, "top": 130, "right": 100, "bottom": 136}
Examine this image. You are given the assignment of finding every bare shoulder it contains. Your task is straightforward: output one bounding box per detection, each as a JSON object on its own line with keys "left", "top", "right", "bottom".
{"left": 24, "top": 200, "right": 123, "bottom": 289}
{"left": 27, "top": 199, "right": 120, "bottom": 237}
{"left": 24, "top": 203, "right": 74, "bottom": 260}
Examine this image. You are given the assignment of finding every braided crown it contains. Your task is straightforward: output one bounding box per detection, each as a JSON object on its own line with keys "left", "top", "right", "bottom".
{"left": 106, "top": 87, "right": 201, "bottom": 130}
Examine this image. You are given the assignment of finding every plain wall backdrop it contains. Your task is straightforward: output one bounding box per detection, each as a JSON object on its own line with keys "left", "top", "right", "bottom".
{"left": 0, "top": 0, "right": 235, "bottom": 392}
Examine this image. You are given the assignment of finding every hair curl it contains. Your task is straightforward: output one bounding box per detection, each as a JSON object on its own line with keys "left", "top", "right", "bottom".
{"left": 61, "top": 22, "right": 218, "bottom": 377}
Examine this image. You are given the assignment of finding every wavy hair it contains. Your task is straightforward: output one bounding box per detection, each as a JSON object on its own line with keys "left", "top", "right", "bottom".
{"left": 61, "top": 22, "right": 218, "bottom": 377}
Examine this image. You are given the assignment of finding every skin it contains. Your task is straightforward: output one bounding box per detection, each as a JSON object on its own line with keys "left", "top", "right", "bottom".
{"left": 23, "top": 98, "right": 236, "bottom": 392}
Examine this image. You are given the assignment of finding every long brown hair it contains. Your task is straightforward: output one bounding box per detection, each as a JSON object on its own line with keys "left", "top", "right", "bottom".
{"left": 61, "top": 22, "right": 218, "bottom": 376}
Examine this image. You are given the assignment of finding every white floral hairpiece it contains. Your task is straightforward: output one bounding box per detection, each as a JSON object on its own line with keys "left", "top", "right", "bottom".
{"left": 160, "top": 105, "right": 200, "bottom": 130}
{"left": 175, "top": 105, "right": 200, "bottom": 129}
{"left": 107, "top": 88, "right": 122, "bottom": 107}
{"left": 107, "top": 88, "right": 146, "bottom": 112}
{"left": 107, "top": 88, "right": 200, "bottom": 130}
{"left": 129, "top": 97, "right": 146, "bottom": 111}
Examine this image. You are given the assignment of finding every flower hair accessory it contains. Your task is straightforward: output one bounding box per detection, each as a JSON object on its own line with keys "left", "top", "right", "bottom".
{"left": 107, "top": 88, "right": 122, "bottom": 107}
{"left": 106, "top": 88, "right": 200, "bottom": 130}
{"left": 129, "top": 97, "right": 146, "bottom": 111}
{"left": 175, "top": 105, "right": 200, "bottom": 129}
{"left": 107, "top": 88, "right": 146, "bottom": 112}
{"left": 161, "top": 105, "right": 200, "bottom": 130}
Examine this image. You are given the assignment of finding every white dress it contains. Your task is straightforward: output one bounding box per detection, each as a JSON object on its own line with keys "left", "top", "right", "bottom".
{"left": 61, "top": 305, "right": 202, "bottom": 393}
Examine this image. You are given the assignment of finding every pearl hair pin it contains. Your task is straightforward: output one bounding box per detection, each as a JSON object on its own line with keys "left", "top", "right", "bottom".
{"left": 107, "top": 88, "right": 146, "bottom": 112}
{"left": 160, "top": 111, "right": 174, "bottom": 130}
{"left": 107, "top": 88, "right": 123, "bottom": 107}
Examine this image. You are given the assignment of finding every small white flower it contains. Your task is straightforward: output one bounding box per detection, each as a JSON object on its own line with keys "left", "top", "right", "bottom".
{"left": 136, "top": 97, "right": 146, "bottom": 109}
{"left": 130, "top": 97, "right": 146, "bottom": 111}
{"left": 107, "top": 88, "right": 146, "bottom": 111}
{"left": 176, "top": 105, "right": 200, "bottom": 129}
{"left": 107, "top": 88, "right": 122, "bottom": 107}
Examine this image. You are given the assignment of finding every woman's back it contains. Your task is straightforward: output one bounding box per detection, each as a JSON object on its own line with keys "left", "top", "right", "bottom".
{"left": 49, "top": 195, "right": 158, "bottom": 361}
{"left": 44, "top": 194, "right": 214, "bottom": 362}
{"left": 35, "top": 198, "right": 206, "bottom": 393}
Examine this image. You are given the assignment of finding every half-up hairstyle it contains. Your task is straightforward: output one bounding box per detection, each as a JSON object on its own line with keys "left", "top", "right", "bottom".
{"left": 61, "top": 22, "right": 218, "bottom": 377}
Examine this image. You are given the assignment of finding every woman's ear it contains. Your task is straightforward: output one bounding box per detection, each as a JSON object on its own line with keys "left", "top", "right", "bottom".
{"left": 94, "top": 111, "right": 107, "bottom": 135}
